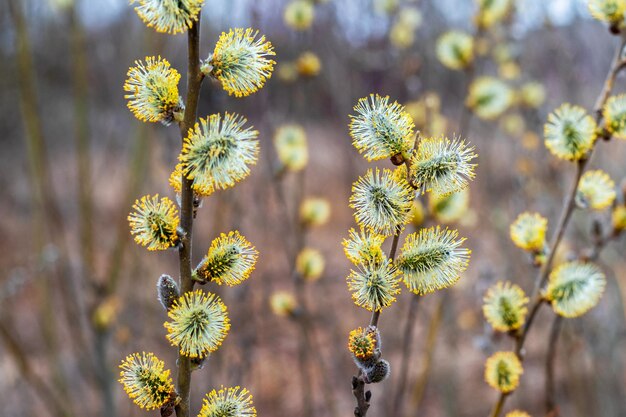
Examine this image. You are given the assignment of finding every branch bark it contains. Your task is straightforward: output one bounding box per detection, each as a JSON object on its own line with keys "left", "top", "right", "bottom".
{"left": 175, "top": 19, "right": 204, "bottom": 417}
{"left": 545, "top": 315, "right": 563, "bottom": 416}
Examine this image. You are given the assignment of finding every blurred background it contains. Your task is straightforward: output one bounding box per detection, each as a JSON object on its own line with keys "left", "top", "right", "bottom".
{"left": 1, "top": 0, "right": 625, "bottom": 416}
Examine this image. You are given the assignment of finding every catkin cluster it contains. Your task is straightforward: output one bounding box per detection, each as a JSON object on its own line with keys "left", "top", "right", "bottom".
{"left": 344, "top": 92, "right": 478, "bottom": 393}
{"left": 479, "top": 4, "right": 626, "bottom": 415}
{"left": 118, "top": 2, "right": 275, "bottom": 415}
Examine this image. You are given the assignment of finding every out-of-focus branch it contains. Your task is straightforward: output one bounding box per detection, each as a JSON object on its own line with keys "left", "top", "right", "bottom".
{"left": 411, "top": 297, "right": 444, "bottom": 413}
{"left": 8, "top": 1, "right": 85, "bottom": 415}
{"left": 545, "top": 315, "right": 563, "bottom": 416}
{"left": 70, "top": 2, "right": 94, "bottom": 280}
{"left": 390, "top": 295, "right": 419, "bottom": 417}
{"left": 273, "top": 163, "right": 340, "bottom": 417}
{"left": 0, "top": 321, "right": 73, "bottom": 417}
{"left": 488, "top": 31, "right": 626, "bottom": 417}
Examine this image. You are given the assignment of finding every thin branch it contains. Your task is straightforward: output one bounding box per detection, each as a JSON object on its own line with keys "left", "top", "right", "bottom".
{"left": 8, "top": 1, "right": 83, "bottom": 413}
{"left": 353, "top": 226, "right": 402, "bottom": 417}
{"left": 411, "top": 296, "right": 444, "bottom": 413}
{"left": 487, "top": 32, "right": 626, "bottom": 417}
{"left": 489, "top": 394, "right": 508, "bottom": 417}
{"left": 580, "top": 228, "right": 621, "bottom": 262}
{"left": 0, "top": 321, "right": 73, "bottom": 417}
{"left": 458, "top": 24, "right": 485, "bottom": 136}
{"left": 390, "top": 295, "right": 420, "bottom": 417}
{"left": 70, "top": 2, "right": 94, "bottom": 280}
{"left": 530, "top": 161, "right": 586, "bottom": 298}
{"left": 175, "top": 18, "right": 204, "bottom": 417}
{"left": 274, "top": 165, "right": 339, "bottom": 417}
{"left": 369, "top": 229, "right": 401, "bottom": 329}
{"left": 545, "top": 315, "right": 563, "bottom": 416}
{"left": 458, "top": 61, "right": 475, "bottom": 136}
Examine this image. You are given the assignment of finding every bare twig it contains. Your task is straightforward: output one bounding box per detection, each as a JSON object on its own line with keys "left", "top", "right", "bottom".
{"left": 70, "top": 2, "right": 94, "bottom": 281}
{"left": 458, "top": 24, "right": 485, "bottom": 136}
{"left": 489, "top": 394, "right": 508, "bottom": 417}
{"left": 0, "top": 321, "right": 73, "bottom": 417}
{"left": 390, "top": 295, "right": 420, "bottom": 417}
{"left": 411, "top": 296, "right": 444, "bottom": 413}
{"left": 580, "top": 228, "right": 621, "bottom": 262}
{"left": 8, "top": 1, "right": 85, "bottom": 414}
{"left": 458, "top": 61, "right": 476, "bottom": 136}
{"left": 545, "top": 315, "right": 563, "bottom": 416}
{"left": 275, "top": 164, "right": 340, "bottom": 417}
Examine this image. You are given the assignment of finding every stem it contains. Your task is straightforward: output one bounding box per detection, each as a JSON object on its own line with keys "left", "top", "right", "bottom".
{"left": 581, "top": 227, "right": 621, "bottom": 262}
{"left": 284, "top": 169, "right": 314, "bottom": 417}
{"left": 8, "top": 1, "right": 81, "bottom": 413}
{"left": 297, "top": 315, "right": 314, "bottom": 417}
{"left": 175, "top": 19, "right": 203, "bottom": 417}
{"left": 353, "top": 227, "right": 402, "bottom": 417}
{"left": 530, "top": 161, "right": 586, "bottom": 297}
{"left": 70, "top": 3, "right": 94, "bottom": 280}
{"left": 489, "top": 394, "right": 507, "bottom": 417}
{"left": 411, "top": 296, "right": 444, "bottom": 412}
{"left": 0, "top": 321, "right": 73, "bottom": 417}
{"left": 545, "top": 315, "right": 563, "bottom": 416}
{"left": 390, "top": 295, "right": 420, "bottom": 417}
{"left": 458, "top": 63, "right": 475, "bottom": 136}
{"left": 93, "top": 328, "right": 115, "bottom": 417}
{"left": 69, "top": 7, "right": 117, "bottom": 416}
{"left": 302, "top": 318, "right": 340, "bottom": 417}
{"left": 284, "top": 168, "right": 340, "bottom": 417}
{"left": 486, "top": 33, "right": 626, "bottom": 417}
{"left": 369, "top": 230, "right": 401, "bottom": 328}
{"left": 458, "top": 24, "right": 484, "bottom": 136}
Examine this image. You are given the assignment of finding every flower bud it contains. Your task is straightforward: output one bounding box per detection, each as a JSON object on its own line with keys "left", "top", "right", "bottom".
{"left": 364, "top": 359, "right": 390, "bottom": 384}
{"left": 157, "top": 274, "right": 179, "bottom": 311}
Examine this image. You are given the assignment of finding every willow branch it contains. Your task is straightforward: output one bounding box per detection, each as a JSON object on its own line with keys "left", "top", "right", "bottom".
{"left": 175, "top": 18, "right": 203, "bottom": 417}
{"left": 487, "top": 32, "right": 626, "bottom": 417}
{"left": 489, "top": 394, "right": 508, "bottom": 417}
{"left": 0, "top": 321, "right": 73, "bottom": 417}
{"left": 369, "top": 230, "right": 401, "bottom": 328}
{"left": 353, "top": 227, "right": 402, "bottom": 417}
{"left": 285, "top": 167, "right": 340, "bottom": 417}
{"left": 458, "top": 61, "right": 475, "bottom": 135}
{"left": 458, "top": 24, "right": 485, "bottom": 135}
{"left": 390, "top": 295, "right": 420, "bottom": 417}
{"left": 8, "top": 1, "right": 82, "bottom": 413}
{"left": 411, "top": 296, "right": 444, "bottom": 412}
{"left": 580, "top": 228, "right": 621, "bottom": 262}
{"left": 291, "top": 170, "right": 314, "bottom": 417}
{"left": 545, "top": 315, "right": 563, "bottom": 416}
{"left": 69, "top": 4, "right": 94, "bottom": 279}
{"left": 8, "top": 7, "right": 94, "bottom": 346}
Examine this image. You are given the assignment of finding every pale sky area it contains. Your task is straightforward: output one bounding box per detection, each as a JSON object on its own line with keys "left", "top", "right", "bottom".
{"left": 41, "top": 0, "right": 595, "bottom": 36}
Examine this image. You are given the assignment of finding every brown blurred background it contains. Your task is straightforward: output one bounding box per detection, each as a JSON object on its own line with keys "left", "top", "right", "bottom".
{"left": 1, "top": 0, "right": 625, "bottom": 416}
